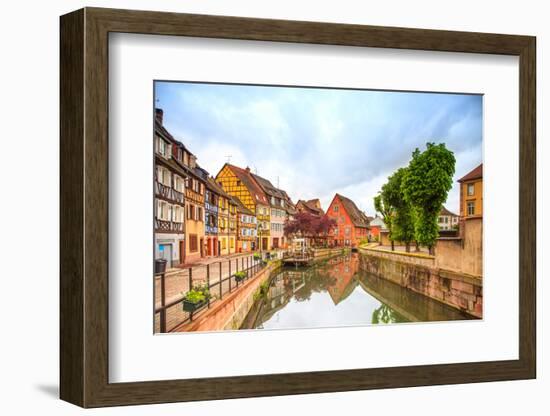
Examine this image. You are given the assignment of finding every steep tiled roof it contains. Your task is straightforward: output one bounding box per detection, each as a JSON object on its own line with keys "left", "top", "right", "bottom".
{"left": 335, "top": 194, "right": 370, "bottom": 228}
{"left": 296, "top": 199, "right": 325, "bottom": 216}
{"left": 440, "top": 206, "right": 458, "bottom": 217}
{"left": 369, "top": 216, "right": 386, "bottom": 228}
{"left": 230, "top": 195, "right": 254, "bottom": 216}
{"left": 458, "top": 163, "right": 483, "bottom": 182}
{"left": 225, "top": 164, "right": 269, "bottom": 205}
{"left": 251, "top": 173, "right": 289, "bottom": 208}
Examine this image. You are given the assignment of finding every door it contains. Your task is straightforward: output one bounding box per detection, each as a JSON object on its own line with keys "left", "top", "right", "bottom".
{"left": 179, "top": 240, "right": 185, "bottom": 265}
{"left": 159, "top": 244, "right": 172, "bottom": 268}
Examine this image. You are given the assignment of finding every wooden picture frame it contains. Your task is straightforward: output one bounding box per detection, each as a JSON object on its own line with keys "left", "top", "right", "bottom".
{"left": 60, "top": 7, "right": 536, "bottom": 408}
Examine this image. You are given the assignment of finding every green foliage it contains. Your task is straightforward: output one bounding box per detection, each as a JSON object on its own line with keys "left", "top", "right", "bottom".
{"left": 253, "top": 252, "right": 262, "bottom": 260}
{"left": 182, "top": 284, "right": 211, "bottom": 305}
{"left": 374, "top": 194, "right": 394, "bottom": 241}
{"left": 402, "top": 143, "right": 456, "bottom": 249}
{"left": 382, "top": 168, "right": 415, "bottom": 246}
{"left": 234, "top": 271, "right": 247, "bottom": 281}
{"left": 253, "top": 280, "right": 270, "bottom": 301}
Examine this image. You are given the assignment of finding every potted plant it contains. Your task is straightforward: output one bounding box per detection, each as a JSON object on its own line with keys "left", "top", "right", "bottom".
{"left": 234, "top": 271, "right": 247, "bottom": 282}
{"left": 253, "top": 252, "right": 262, "bottom": 261}
{"left": 182, "top": 285, "right": 211, "bottom": 312}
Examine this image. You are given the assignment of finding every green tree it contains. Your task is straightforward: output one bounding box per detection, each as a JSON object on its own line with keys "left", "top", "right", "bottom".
{"left": 374, "top": 194, "right": 395, "bottom": 251}
{"left": 402, "top": 143, "right": 455, "bottom": 254}
{"left": 383, "top": 168, "right": 416, "bottom": 252}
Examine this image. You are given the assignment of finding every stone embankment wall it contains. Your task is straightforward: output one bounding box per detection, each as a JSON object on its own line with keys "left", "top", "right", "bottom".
{"left": 435, "top": 217, "right": 482, "bottom": 277}
{"left": 312, "top": 247, "right": 346, "bottom": 258}
{"left": 359, "top": 248, "right": 482, "bottom": 317}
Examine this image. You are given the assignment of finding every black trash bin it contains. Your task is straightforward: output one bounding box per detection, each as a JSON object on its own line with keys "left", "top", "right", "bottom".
{"left": 155, "top": 259, "right": 167, "bottom": 274}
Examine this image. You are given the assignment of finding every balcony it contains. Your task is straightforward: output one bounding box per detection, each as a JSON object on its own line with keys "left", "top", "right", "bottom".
{"left": 206, "top": 225, "right": 218, "bottom": 234}
{"left": 156, "top": 182, "right": 172, "bottom": 199}
{"left": 172, "top": 189, "right": 184, "bottom": 204}
{"left": 155, "top": 219, "right": 184, "bottom": 233}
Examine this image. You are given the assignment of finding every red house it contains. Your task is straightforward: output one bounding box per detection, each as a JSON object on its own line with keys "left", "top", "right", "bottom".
{"left": 326, "top": 194, "right": 370, "bottom": 247}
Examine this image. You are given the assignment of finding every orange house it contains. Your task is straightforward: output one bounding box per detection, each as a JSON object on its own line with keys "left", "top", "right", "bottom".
{"left": 326, "top": 194, "right": 370, "bottom": 248}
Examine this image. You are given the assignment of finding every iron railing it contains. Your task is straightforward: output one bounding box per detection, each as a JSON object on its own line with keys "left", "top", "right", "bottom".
{"left": 154, "top": 254, "right": 266, "bottom": 333}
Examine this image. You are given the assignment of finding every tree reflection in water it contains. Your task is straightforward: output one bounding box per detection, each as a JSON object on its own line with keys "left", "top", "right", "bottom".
{"left": 371, "top": 304, "right": 407, "bottom": 324}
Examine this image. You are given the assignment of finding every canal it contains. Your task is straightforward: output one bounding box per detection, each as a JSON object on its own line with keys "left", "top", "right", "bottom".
{"left": 242, "top": 253, "right": 477, "bottom": 330}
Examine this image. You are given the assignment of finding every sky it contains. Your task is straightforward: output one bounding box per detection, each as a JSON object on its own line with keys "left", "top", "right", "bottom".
{"left": 155, "top": 81, "right": 482, "bottom": 216}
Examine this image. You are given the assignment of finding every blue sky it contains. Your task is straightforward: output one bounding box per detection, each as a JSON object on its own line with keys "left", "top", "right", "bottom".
{"left": 155, "top": 81, "right": 482, "bottom": 216}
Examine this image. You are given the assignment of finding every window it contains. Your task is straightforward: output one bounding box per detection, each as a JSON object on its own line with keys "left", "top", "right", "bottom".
{"left": 156, "top": 136, "right": 169, "bottom": 157}
{"left": 438, "top": 216, "right": 444, "bottom": 223}
{"left": 230, "top": 238, "right": 235, "bottom": 249}
{"left": 174, "top": 175, "right": 184, "bottom": 192}
{"left": 345, "top": 227, "right": 351, "bottom": 236}
{"left": 333, "top": 205, "right": 339, "bottom": 212}
{"left": 221, "top": 239, "right": 226, "bottom": 249}
{"left": 467, "top": 183, "right": 475, "bottom": 196}
{"left": 198, "top": 207, "right": 203, "bottom": 221}
{"left": 174, "top": 206, "right": 184, "bottom": 223}
{"left": 467, "top": 201, "right": 475, "bottom": 216}
{"left": 189, "top": 234, "right": 198, "bottom": 252}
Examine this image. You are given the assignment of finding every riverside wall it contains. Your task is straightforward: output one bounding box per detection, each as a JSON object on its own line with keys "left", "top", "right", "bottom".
{"left": 358, "top": 247, "right": 482, "bottom": 318}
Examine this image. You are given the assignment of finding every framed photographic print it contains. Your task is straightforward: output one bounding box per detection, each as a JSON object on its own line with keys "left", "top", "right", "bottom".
{"left": 60, "top": 7, "right": 536, "bottom": 408}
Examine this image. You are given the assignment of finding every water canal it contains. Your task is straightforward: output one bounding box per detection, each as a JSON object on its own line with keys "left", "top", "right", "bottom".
{"left": 242, "top": 253, "right": 477, "bottom": 330}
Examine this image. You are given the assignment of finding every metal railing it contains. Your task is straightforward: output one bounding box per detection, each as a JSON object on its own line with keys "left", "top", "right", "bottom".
{"left": 154, "top": 254, "right": 266, "bottom": 333}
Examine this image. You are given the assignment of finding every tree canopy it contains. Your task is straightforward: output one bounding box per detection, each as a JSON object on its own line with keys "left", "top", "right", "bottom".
{"left": 284, "top": 212, "right": 336, "bottom": 239}
{"left": 402, "top": 142, "right": 455, "bottom": 252}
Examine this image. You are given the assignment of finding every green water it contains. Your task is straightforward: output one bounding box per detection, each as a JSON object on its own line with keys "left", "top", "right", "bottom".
{"left": 244, "top": 253, "right": 477, "bottom": 330}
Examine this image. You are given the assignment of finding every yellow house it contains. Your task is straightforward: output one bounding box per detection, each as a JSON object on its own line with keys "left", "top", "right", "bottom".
{"left": 217, "top": 188, "right": 238, "bottom": 256}
{"left": 216, "top": 164, "right": 271, "bottom": 250}
{"left": 458, "top": 163, "right": 483, "bottom": 218}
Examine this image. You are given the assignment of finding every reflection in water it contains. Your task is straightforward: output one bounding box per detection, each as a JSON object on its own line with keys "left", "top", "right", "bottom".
{"left": 244, "top": 254, "right": 476, "bottom": 330}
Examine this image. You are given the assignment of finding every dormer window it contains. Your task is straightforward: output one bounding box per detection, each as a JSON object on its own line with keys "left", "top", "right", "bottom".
{"left": 156, "top": 136, "right": 170, "bottom": 158}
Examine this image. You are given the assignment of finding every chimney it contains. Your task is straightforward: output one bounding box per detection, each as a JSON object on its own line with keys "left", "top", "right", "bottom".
{"left": 246, "top": 166, "right": 251, "bottom": 172}
{"left": 155, "top": 108, "right": 164, "bottom": 125}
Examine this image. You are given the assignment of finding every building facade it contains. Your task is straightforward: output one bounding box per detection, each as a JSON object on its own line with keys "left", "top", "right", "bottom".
{"left": 368, "top": 216, "right": 386, "bottom": 240}
{"left": 233, "top": 196, "right": 257, "bottom": 253}
{"left": 438, "top": 206, "right": 460, "bottom": 230}
{"left": 251, "top": 173, "right": 289, "bottom": 250}
{"left": 199, "top": 171, "right": 220, "bottom": 257}
{"left": 458, "top": 163, "right": 483, "bottom": 218}
{"left": 215, "top": 164, "right": 271, "bottom": 250}
{"left": 217, "top": 186, "right": 238, "bottom": 256}
{"left": 154, "top": 110, "right": 186, "bottom": 268}
{"left": 326, "top": 194, "right": 370, "bottom": 247}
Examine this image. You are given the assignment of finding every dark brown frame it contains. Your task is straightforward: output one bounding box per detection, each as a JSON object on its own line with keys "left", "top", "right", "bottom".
{"left": 60, "top": 7, "right": 536, "bottom": 408}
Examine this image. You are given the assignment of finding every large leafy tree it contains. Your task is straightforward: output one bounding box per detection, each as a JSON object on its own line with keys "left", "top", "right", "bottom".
{"left": 373, "top": 193, "right": 395, "bottom": 251}
{"left": 402, "top": 143, "right": 455, "bottom": 254}
{"left": 383, "top": 168, "right": 416, "bottom": 252}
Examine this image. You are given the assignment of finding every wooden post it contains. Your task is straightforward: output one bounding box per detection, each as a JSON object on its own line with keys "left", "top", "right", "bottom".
{"left": 188, "top": 267, "right": 193, "bottom": 291}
